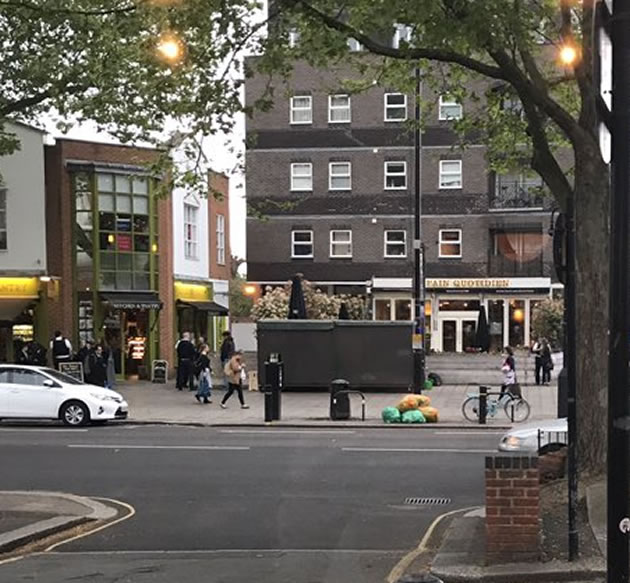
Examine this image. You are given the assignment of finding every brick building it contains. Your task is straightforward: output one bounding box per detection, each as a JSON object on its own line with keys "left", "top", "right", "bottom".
{"left": 45, "top": 138, "right": 174, "bottom": 379}
{"left": 246, "top": 57, "right": 558, "bottom": 352}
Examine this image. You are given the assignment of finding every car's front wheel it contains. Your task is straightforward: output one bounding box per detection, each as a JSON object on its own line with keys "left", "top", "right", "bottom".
{"left": 60, "top": 400, "right": 90, "bottom": 427}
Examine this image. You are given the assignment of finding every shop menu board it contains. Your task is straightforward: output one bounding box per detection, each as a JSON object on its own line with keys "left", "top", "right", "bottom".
{"left": 152, "top": 360, "right": 168, "bottom": 383}
{"left": 59, "top": 361, "right": 84, "bottom": 383}
{"left": 128, "top": 337, "right": 146, "bottom": 360}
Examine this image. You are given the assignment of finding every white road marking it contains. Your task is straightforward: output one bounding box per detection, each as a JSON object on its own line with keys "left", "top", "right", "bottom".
{"left": 48, "top": 548, "right": 405, "bottom": 555}
{"left": 0, "top": 428, "right": 89, "bottom": 433}
{"left": 219, "top": 429, "right": 355, "bottom": 435}
{"left": 67, "top": 444, "right": 250, "bottom": 451}
{"left": 436, "top": 431, "right": 505, "bottom": 435}
{"left": 45, "top": 497, "right": 136, "bottom": 552}
{"left": 342, "top": 447, "right": 496, "bottom": 454}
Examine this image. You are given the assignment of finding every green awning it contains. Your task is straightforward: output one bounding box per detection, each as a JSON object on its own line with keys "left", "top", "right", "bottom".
{"left": 176, "top": 299, "right": 228, "bottom": 316}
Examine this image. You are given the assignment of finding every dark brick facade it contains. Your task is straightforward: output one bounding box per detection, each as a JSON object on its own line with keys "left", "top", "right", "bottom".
{"left": 245, "top": 58, "right": 559, "bottom": 286}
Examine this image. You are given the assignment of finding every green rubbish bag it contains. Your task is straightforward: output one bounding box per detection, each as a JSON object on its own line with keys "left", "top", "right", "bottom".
{"left": 424, "top": 379, "right": 434, "bottom": 391}
{"left": 401, "top": 409, "right": 426, "bottom": 424}
{"left": 381, "top": 407, "right": 402, "bottom": 424}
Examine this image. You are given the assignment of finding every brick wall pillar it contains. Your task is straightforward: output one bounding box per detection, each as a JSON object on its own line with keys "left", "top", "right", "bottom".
{"left": 485, "top": 456, "right": 540, "bottom": 563}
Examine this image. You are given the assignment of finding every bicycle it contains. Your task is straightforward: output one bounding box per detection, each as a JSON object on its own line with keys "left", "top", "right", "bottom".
{"left": 461, "top": 386, "right": 531, "bottom": 423}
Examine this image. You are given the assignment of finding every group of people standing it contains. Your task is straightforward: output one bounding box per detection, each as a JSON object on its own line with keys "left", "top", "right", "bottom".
{"left": 175, "top": 331, "right": 249, "bottom": 409}
{"left": 499, "top": 338, "right": 554, "bottom": 395}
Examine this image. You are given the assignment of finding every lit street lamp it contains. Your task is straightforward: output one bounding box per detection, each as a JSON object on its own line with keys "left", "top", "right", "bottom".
{"left": 156, "top": 32, "right": 184, "bottom": 64}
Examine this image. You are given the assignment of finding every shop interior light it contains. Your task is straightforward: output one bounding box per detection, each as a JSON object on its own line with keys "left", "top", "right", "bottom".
{"left": 39, "top": 275, "right": 51, "bottom": 282}
{"left": 108, "top": 234, "right": 115, "bottom": 243}
{"left": 152, "top": 243, "right": 158, "bottom": 252}
{"left": 244, "top": 285, "right": 257, "bottom": 296}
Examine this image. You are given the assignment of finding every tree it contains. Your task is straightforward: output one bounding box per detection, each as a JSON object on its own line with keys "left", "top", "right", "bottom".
{"left": 531, "top": 298, "right": 564, "bottom": 350}
{"left": 251, "top": 280, "right": 365, "bottom": 320}
{"left": 0, "top": 0, "right": 267, "bottom": 194}
{"left": 262, "top": 0, "right": 608, "bottom": 476}
{"left": 229, "top": 274, "right": 254, "bottom": 318}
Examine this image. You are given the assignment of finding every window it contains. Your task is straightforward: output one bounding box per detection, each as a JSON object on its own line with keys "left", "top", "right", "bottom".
{"left": 439, "top": 229, "right": 462, "bottom": 258}
{"left": 184, "top": 203, "right": 198, "bottom": 260}
{"left": 290, "top": 163, "right": 313, "bottom": 191}
{"left": 492, "top": 231, "right": 544, "bottom": 262}
{"left": 384, "top": 161, "right": 407, "bottom": 190}
{"left": 384, "top": 93, "right": 407, "bottom": 121}
{"left": 374, "top": 298, "right": 412, "bottom": 321}
{"left": 292, "top": 230, "right": 313, "bottom": 258}
{"left": 12, "top": 369, "right": 47, "bottom": 386}
{"left": 288, "top": 29, "right": 300, "bottom": 47}
{"left": 290, "top": 95, "right": 312, "bottom": 125}
{"left": 438, "top": 95, "right": 463, "bottom": 120}
{"left": 392, "top": 24, "right": 412, "bottom": 48}
{"left": 0, "top": 188, "right": 6, "bottom": 251}
{"left": 217, "top": 214, "right": 225, "bottom": 265}
{"left": 384, "top": 230, "right": 407, "bottom": 257}
{"left": 328, "top": 94, "right": 351, "bottom": 123}
{"left": 439, "top": 160, "right": 462, "bottom": 189}
{"left": 329, "top": 162, "right": 352, "bottom": 190}
{"left": 330, "top": 230, "right": 352, "bottom": 258}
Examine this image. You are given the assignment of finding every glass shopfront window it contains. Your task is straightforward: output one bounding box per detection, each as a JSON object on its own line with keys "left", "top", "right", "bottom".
{"left": 95, "top": 173, "right": 154, "bottom": 291}
{"left": 488, "top": 299, "right": 504, "bottom": 352}
{"left": 509, "top": 299, "right": 526, "bottom": 347}
{"left": 375, "top": 299, "right": 391, "bottom": 321}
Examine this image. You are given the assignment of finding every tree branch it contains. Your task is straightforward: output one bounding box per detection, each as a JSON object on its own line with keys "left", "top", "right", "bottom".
{"left": 290, "top": 0, "right": 508, "bottom": 81}
{"left": 1, "top": 82, "right": 88, "bottom": 117}
{"left": 0, "top": 0, "right": 137, "bottom": 16}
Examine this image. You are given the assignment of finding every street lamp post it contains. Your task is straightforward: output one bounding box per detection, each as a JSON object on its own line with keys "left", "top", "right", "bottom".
{"left": 604, "top": 0, "right": 630, "bottom": 580}
{"left": 412, "top": 65, "right": 426, "bottom": 394}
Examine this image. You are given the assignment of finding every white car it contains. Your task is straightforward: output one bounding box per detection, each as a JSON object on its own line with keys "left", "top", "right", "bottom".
{"left": 0, "top": 364, "right": 128, "bottom": 427}
{"left": 498, "top": 417, "right": 568, "bottom": 453}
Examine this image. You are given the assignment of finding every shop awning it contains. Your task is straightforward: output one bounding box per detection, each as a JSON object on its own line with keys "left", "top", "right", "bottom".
{"left": 176, "top": 299, "right": 229, "bottom": 316}
{"left": 0, "top": 298, "right": 36, "bottom": 322}
{"left": 101, "top": 292, "right": 163, "bottom": 310}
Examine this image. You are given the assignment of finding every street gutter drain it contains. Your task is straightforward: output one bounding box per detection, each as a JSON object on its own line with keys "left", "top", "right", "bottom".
{"left": 404, "top": 497, "right": 451, "bottom": 506}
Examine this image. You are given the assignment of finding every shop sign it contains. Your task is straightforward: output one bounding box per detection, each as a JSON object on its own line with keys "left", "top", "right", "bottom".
{"left": 174, "top": 281, "right": 211, "bottom": 302}
{"left": 427, "top": 278, "right": 511, "bottom": 289}
{"left": 117, "top": 234, "right": 132, "bottom": 252}
{"left": 0, "top": 278, "right": 39, "bottom": 298}
{"left": 426, "top": 278, "right": 551, "bottom": 291}
{"left": 59, "top": 361, "right": 84, "bottom": 383}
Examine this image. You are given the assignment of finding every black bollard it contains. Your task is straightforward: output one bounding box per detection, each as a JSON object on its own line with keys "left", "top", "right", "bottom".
{"left": 479, "top": 385, "right": 488, "bottom": 425}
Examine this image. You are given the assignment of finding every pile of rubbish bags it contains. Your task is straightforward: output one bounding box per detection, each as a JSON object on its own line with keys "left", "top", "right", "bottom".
{"left": 381, "top": 394, "right": 439, "bottom": 424}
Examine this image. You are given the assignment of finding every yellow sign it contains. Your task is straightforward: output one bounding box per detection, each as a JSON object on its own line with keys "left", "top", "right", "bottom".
{"left": 174, "top": 281, "right": 212, "bottom": 302}
{"left": 426, "top": 278, "right": 511, "bottom": 289}
{"left": 0, "top": 278, "right": 39, "bottom": 298}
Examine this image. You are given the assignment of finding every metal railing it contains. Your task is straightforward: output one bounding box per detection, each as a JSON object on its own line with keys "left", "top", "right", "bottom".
{"left": 537, "top": 429, "right": 568, "bottom": 453}
{"left": 491, "top": 180, "right": 550, "bottom": 210}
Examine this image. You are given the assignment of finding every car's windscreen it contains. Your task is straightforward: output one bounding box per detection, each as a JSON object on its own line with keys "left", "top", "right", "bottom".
{"left": 42, "top": 368, "right": 85, "bottom": 385}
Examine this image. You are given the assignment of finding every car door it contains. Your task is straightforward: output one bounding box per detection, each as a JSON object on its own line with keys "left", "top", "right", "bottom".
{"left": 8, "top": 369, "right": 64, "bottom": 418}
{"left": 0, "top": 368, "right": 11, "bottom": 416}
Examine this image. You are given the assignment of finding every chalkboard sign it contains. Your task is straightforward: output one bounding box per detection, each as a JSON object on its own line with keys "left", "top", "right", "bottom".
{"left": 152, "top": 360, "right": 168, "bottom": 383}
{"left": 59, "top": 361, "right": 84, "bottom": 383}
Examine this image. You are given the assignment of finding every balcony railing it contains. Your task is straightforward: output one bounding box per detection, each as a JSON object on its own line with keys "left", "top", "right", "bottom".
{"left": 488, "top": 254, "right": 544, "bottom": 277}
{"left": 491, "top": 180, "right": 550, "bottom": 210}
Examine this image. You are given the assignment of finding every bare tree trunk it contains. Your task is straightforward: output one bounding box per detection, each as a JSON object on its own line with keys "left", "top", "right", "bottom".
{"left": 574, "top": 144, "right": 609, "bottom": 477}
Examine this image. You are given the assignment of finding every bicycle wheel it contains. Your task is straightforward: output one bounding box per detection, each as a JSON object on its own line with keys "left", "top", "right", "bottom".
{"left": 462, "top": 396, "right": 480, "bottom": 422}
{"left": 504, "top": 397, "right": 531, "bottom": 422}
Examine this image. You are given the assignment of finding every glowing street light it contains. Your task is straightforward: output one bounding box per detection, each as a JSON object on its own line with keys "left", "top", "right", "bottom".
{"left": 244, "top": 285, "right": 257, "bottom": 296}
{"left": 559, "top": 44, "right": 578, "bottom": 66}
{"left": 156, "top": 33, "right": 184, "bottom": 64}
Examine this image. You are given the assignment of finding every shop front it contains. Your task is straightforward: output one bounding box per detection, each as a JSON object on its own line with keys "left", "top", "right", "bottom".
{"left": 98, "top": 292, "right": 162, "bottom": 379}
{"left": 174, "top": 281, "right": 229, "bottom": 351}
{"left": 427, "top": 278, "right": 552, "bottom": 353}
{"left": 370, "top": 277, "right": 552, "bottom": 353}
{"left": 0, "top": 277, "right": 47, "bottom": 362}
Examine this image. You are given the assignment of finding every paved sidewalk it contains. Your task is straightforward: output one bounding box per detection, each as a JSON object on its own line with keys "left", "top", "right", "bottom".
{"left": 115, "top": 381, "right": 558, "bottom": 427}
{"left": 0, "top": 491, "right": 117, "bottom": 553}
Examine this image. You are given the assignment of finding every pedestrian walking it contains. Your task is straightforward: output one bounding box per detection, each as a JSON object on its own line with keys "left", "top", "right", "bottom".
{"left": 175, "top": 331, "right": 196, "bottom": 391}
{"left": 220, "top": 351, "right": 249, "bottom": 409}
{"left": 219, "top": 331, "right": 235, "bottom": 388}
{"left": 194, "top": 344, "right": 213, "bottom": 404}
{"left": 500, "top": 346, "right": 520, "bottom": 397}
{"left": 23, "top": 340, "right": 47, "bottom": 366}
{"left": 541, "top": 338, "right": 553, "bottom": 385}
{"left": 86, "top": 345, "right": 108, "bottom": 387}
{"left": 50, "top": 331, "right": 72, "bottom": 370}
{"left": 531, "top": 337, "right": 543, "bottom": 385}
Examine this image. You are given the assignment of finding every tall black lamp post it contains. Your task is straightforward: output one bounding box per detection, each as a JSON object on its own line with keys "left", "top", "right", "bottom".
{"left": 412, "top": 65, "right": 426, "bottom": 394}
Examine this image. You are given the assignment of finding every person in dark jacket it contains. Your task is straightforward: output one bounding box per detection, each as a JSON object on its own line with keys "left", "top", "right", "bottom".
{"left": 50, "top": 331, "right": 72, "bottom": 370}
{"left": 86, "top": 345, "right": 108, "bottom": 387}
{"left": 194, "top": 344, "right": 213, "bottom": 404}
{"left": 220, "top": 331, "right": 235, "bottom": 388}
{"left": 24, "top": 340, "right": 47, "bottom": 366}
{"left": 175, "top": 332, "right": 196, "bottom": 391}
{"left": 531, "top": 338, "right": 543, "bottom": 385}
{"left": 541, "top": 338, "right": 553, "bottom": 385}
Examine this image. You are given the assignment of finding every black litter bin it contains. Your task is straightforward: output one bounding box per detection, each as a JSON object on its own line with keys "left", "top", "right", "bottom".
{"left": 330, "top": 378, "right": 350, "bottom": 420}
